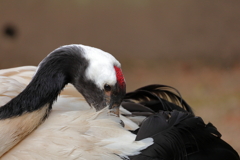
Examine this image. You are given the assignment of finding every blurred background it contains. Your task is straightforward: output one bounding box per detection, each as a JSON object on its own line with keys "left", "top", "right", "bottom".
{"left": 0, "top": 0, "right": 240, "bottom": 153}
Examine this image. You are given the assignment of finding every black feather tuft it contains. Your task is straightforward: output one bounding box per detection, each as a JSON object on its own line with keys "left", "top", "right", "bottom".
{"left": 124, "top": 84, "right": 194, "bottom": 115}
{"left": 124, "top": 84, "right": 239, "bottom": 160}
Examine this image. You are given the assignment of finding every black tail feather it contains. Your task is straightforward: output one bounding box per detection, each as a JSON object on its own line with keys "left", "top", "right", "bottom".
{"left": 130, "top": 110, "right": 239, "bottom": 160}
{"left": 124, "top": 84, "right": 194, "bottom": 115}
{"left": 123, "top": 84, "right": 239, "bottom": 160}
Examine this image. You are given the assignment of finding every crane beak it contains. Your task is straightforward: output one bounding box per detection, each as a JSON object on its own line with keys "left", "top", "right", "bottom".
{"left": 108, "top": 94, "right": 123, "bottom": 116}
{"left": 108, "top": 84, "right": 126, "bottom": 116}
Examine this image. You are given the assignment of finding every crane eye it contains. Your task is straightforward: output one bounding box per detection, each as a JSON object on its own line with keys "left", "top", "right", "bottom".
{"left": 104, "top": 84, "right": 111, "bottom": 92}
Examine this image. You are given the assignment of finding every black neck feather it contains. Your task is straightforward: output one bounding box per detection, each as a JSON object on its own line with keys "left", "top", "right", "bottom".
{"left": 0, "top": 68, "right": 67, "bottom": 120}
{"left": 0, "top": 45, "right": 86, "bottom": 119}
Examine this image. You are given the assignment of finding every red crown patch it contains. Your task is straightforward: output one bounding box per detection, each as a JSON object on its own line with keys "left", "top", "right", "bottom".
{"left": 114, "top": 66, "right": 126, "bottom": 89}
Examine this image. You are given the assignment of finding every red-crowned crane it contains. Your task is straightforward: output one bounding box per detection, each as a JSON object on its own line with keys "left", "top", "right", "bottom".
{"left": 0, "top": 45, "right": 239, "bottom": 160}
